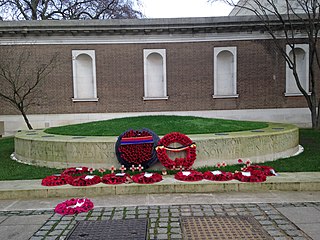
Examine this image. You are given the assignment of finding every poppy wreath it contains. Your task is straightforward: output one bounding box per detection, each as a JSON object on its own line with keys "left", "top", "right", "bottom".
{"left": 132, "top": 172, "right": 163, "bottom": 184}
{"left": 68, "top": 175, "right": 101, "bottom": 186}
{"left": 115, "top": 128, "right": 160, "bottom": 169}
{"left": 41, "top": 174, "right": 70, "bottom": 186}
{"left": 156, "top": 132, "right": 196, "bottom": 170}
{"left": 54, "top": 198, "right": 94, "bottom": 215}
{"left": 62, "top": 167, "right": 89, "bottom": 176}
{"left": 203, "top": 171, "right": 234, "bottom": 181}
{"left": 242, "top": 165, "right": 276, "bottom": 176}
{"left": 174, "top": 170, "right": 203, "bottom": 182}
{"left": 102, "top": 173, "right": 131, "bottom": 185}
{"left": 234, "top": 170, "right": 267, "bottom": 182}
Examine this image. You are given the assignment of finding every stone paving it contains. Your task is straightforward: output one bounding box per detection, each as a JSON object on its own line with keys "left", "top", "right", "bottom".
{"left": 0, "top": 202, "right": 318, "bottom": 240}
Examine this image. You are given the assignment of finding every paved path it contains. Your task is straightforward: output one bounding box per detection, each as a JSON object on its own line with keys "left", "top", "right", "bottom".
{"left": 0, "top": 191, "right": 319, "bottom": 240}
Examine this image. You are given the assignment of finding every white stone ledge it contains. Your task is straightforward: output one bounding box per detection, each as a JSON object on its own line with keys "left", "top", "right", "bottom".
{"left": 143, "top": 97, "right": 169, "bottom": 101}
{"left": 72, "top": 98, "right": 99, "bottom": 102}
{"left": 284, "top": 92, "right": 311, "bottom": 97}
{"left": 212, "top": 94, "right": 239, "bottom": 99}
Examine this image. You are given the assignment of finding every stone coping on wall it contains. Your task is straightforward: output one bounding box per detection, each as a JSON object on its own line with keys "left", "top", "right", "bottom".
{"left": 14, "top": 122, "right": 299, "bottom": 170}
{"left": 0, "top": 15, "right": 294, "bottom": 36}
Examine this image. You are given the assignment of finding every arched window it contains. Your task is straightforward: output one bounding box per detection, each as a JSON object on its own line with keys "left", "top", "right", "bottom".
{"left": 213, "top": 47, "right": 238, "bottom": 98}
{"left": 72, "top": 50, "right": 98, "bottom": 101}
{"left": 143, "top": 49, "right": 168, "bottom": 100}
{"left": 285, "top": 44, "right": 309, "bottom": 96}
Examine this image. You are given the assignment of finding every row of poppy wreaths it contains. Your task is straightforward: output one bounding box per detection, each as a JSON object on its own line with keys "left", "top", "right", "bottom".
{"left": 42, "top": 164, "right": 277, "bottom": 186}
{"left": 41, "top": 167, "right": 165, "bottom": 186}
{"left": 173, "top": 165, "right": 276, "bottom": 182}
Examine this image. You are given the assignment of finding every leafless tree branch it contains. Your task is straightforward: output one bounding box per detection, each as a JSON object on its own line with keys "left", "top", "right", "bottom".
{"left": 210, "top": 0, "right": 320, "bottom": 128}
{"left": 0, "top": 47, "right": 59, "bottom": 129}
{"left": 0, "top": 0, "right": 143, "bottom": 20}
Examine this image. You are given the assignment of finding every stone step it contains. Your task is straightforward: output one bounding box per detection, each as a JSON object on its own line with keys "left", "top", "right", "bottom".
{"left": 0, "top": 172, "right": 319, "bottom": 200}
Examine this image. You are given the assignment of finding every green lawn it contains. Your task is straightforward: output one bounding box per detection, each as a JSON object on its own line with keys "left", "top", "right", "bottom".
{"left": 44, "top": 115, "right": 268, "bottom": 136}
{"left": 0, "top": 120, "right": 319, "bottom": 180}
{"left": 0, "top": 137, "right": 58, "bottom": 180}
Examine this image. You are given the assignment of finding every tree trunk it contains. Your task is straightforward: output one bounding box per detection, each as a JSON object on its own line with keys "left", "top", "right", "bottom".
{"left": 316, "top": 106, "right": 320, "bottom": 130}
{"left": 20, "top": 109, "right": 33, "bottom": 130}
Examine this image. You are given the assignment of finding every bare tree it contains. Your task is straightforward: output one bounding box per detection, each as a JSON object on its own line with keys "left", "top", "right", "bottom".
{"left": 0, "top": 47, "right": 59, "bottom": 129}
{"left": 0, "top": 0, "right": 142, "bottom": 20}
{"left": 211, "top": 0, "right": 320, "bottom": 129}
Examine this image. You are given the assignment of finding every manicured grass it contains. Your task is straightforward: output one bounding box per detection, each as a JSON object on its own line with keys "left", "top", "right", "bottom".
{"left": 44, "top": 115, "right": 268, "bottom": 136}
{"left": 0, "top": 128, "right": 319, "bottom": 181}
{"left": 0, "top": 137, "right": 58, "bottom": 180}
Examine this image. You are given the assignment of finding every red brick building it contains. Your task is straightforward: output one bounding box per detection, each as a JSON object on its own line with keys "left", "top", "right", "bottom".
{"left": 0, "top": 16, "right": 316, "bottom": 135}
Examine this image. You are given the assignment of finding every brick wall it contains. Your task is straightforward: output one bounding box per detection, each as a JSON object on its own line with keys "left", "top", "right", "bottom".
{"left": 0, "top": 39, "right": 313, "bottom": 115}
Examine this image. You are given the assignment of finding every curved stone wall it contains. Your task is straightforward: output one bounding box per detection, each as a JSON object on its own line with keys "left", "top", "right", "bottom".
{"left": 14, "top": 123, "right": 299, "bottom": 169}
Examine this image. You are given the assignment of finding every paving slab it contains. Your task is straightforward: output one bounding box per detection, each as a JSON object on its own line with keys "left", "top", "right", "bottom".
{"left": 276, "top": 206, "right": 320, "bottom": 223}
{"left": 1, "top": 215, "right": 52, "bottom": 226}
{"left": 0, "top": 225, "right": 44, "bottom": 240}
{"left": 295, "top": 223, "right": 320, "bottom": 240}
{"left": 0, "top": 215, "right": 52, "bottom": 240}
{"left": 276, "top": 206, "right": 320, "bottom": 240}
{"left": 0, "top": 217, "right": 7, "bottom": 224}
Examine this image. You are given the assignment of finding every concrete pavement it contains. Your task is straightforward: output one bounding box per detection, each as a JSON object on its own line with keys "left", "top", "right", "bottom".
{"left": 0, "top": 191, "right": 319, "bottom": 240}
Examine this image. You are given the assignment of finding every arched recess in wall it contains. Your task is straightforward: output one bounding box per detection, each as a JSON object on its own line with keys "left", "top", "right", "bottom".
{"left": 285, "top": 44, "right": 309, "bottom": 96}
{"left": 72, "top": 50, "right": 98, "bottom": 101}
{"left": 213, "top": 47, "right": 238, "bottom": 98}
{"left": 143, "top": 49, "right": 168, "bottom": 100}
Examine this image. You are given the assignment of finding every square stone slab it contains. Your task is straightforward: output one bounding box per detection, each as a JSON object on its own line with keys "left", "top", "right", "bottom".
{"left": 181, "top": 216, "right": 273, "bottom": 240}
{"left": 66, "top": 219, "right": 148, "bottom": 240}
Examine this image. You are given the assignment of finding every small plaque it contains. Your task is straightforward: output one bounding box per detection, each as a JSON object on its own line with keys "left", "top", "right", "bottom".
{"left": 211, "top": 170, "right": 222, "bottom": 175}
{"left": 182, "top": 171, "right": 191, "bottom": 176}
{"left": 85, "top": 175, "right": 95, "bottom": 180}
{"left": 144, "top": 173, "right": 153, "bottom": 178}
{"left": 115, "top": 173, "right": 126, "bottom": 177}
{"left": 241, "top": 172, "right": 251, "bottom": 177}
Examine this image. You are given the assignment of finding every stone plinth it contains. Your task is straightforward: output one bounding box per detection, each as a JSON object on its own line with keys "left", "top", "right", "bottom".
{"left": 14, "top": 123, "right": 299, "bottom": 169}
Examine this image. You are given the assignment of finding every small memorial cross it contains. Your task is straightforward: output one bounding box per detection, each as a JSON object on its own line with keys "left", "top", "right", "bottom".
{"left": 110, "top": 165, "right": 116, "bottom": 174}
{"left": 137, "top": 164, "right": 144, "bottom": 172}
{"left": 120, "top": 165, "right": 126, "bottom": 173}
{"left": 130, "top": 165, "right": 136, "bottom": 172}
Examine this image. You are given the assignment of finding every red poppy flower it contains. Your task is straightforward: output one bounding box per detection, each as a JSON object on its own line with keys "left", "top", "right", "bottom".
{"left": 156, "top": 132, "right": 196, "bottom": 170}
{"left": 62, "top": 167, "right": 89, "bottom": 176}
{"left": 203, "top": 171, "right": 234, "bottom": 181}
{"left": 102, "top": 173, "right": 131, "bottom": 185}
{"left": 234, "top": 170, "right": 267, "bottom": 182}
{"left": 174, "top": 170, "right": 203, "bottom": 182}
{"left": 68, "top": 175, "right": 101, "bottom": 186}
{"left": 132, "top": 172, "right": 163, "bottom": 184}
{"left": 54, "top": 198, "right": 94, "bottom": 215}
{"left": 41, "top": 174, "right": 70, "bottom": 186}
{"left": 242, "top": 165, "right": 277, "bottom": 176}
